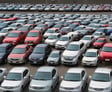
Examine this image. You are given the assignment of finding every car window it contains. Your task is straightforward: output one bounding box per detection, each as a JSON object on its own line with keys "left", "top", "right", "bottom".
{"left": 80, "top": 43, "right": 84, "bottom": 49}
{"left": 81, "top": 71, "right": 85, "bottom": 79}
{"left": 52, "top": 69, "right": 56, "bottom": 78}
{"left": 23, "top": 69, "right": 28, "bottom": 78}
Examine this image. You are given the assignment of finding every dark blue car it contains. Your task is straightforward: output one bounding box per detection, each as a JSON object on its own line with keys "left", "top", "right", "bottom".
{"left": 29, "top": 44, "right": 51, "bottom": 65}
{"left": 0, "top": 43, "right": 13, "bottom": 64}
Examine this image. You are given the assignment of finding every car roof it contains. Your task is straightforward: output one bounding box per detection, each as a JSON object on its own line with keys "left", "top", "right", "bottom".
{"left": 86, "top": 49, "right": 98, "bottom": 52}
{"left": 9, "top": 30, "right": 22, "bottom": 33}
{"left": 95, "top": 68, "right": 111, "bottom": 74}
{"left": 69, "top": 41, "right": 83, "bottom": 45}
{"left": 67, "top": 68, "right": 85, "bottom": 73}
{"left": 29, "top": 30, "right": 41, "bottom": 32}
{"left": 83, "top": 35, "right": 93, "bottom": 37}
{"left": 9, "top": 67, "right": 29, "bottom": 73}
{"left": 51, "top": 50, "right": 60, "bottom": 53}
{"left": 35, "top": 44, "right": 48, "bottom": 48}
{"left": 104, "top": 43, "right": 112, "bottom": 47}
{"left": 37, "top": 66, "right": 56, "bottom": 72}
{"left": 15, "top": 44, "right": 27, "bottom": 48}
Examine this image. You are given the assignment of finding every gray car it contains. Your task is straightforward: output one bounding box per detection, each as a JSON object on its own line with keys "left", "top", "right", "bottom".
{"left": 47, "top": 50, "right": 61, "bottom": 65}
{"left": 29, "top": 66, "right": 59, "bottom": 92}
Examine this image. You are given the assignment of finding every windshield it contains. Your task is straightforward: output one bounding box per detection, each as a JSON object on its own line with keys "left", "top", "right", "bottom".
{"left": 92, "top": 73, "right": 110, "bottom": 82}
{"left": 18, "top": 26, "right": 28, "bottom": 31}
{"left": 7, "top": 32, "right": 19, "bottom": 37}
{"left": 37, "top": 25, "right": 45, "bottom": 27}
{"left": 33, "top": 47, "right": 45, "bottom": 54}
{"left": 96, "top": 39, "right": 104, "bottom": 42}
{"left": 0, "top": 47, "right": 6, "bottom": 53}
{"left": 11, "top": 48, "right": 25, "bottom": 54}
{"left": 61, "top": 28, "right": 68, "bottom": 32}
{"left": 66, "top": 44, "right": 79, "bottom": 51}
{"left": 0, "top": 29, "right": 8, "bottom": 33}
{"left": 6, "top": 73, "right": 21, "bottom": 81}
{"left": 94, "top": 33, "right": 100, "bottom": 36}
{"left": 82, "top": 37, "right": 91, "bottom": 40}
{"left": 50, "top": 52, "right": 59, "bottom": 58}
{"left": 48, "top": 35, "right": 57, "bottom": 39}
{"left": 54, "top": 24, "right": 61, "bottom": 28}
{"left": 102, "top": 47, "right": 112, "bottom": 52}
{"left": 27, "top": 32, "right": 39, "bottom": 37}
{"left": 33, "top": 72, "right": 52, "bottom": 80}
{"left": 64, "top": 73, "right": 81, "bottom": 81}
{"left": 85, "top": 52, "right": 97, "bottom": 57}
{"left": 46, "top": 29, "right": 55, "bottom": 33}
{"left": 60, "top": 37, "right": 69, "bottom": 41}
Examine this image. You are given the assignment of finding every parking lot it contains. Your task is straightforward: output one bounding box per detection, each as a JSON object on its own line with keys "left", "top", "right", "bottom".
{"left": 0, "top": 11, "right": 112, "bottom": 92}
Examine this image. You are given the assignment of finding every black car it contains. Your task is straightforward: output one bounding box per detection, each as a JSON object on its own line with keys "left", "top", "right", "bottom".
{"left": 29, "top": 44, "right": 51, "bottom": 65}
{"left": 0, "top": 43, "right": 13, "bottom": 64}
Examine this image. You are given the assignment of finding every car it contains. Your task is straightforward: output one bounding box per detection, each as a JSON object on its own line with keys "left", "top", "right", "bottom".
{"left": 3, "top": 31, "right": 26, "bottom": 45}
{"left": 82, "top": 49, "right": 99, "bottom": 66}
{"left": 61, "top": 41, "right": 86, "bottom": 65}
{"left": 93, "top": 38, "right": 107, "bottom": 48}
{"left": 88, "top": 68, "right": 112, "bottom": 92}
{"left": 29, "top": 66, "right": 59, "bottom": 92}
{"left": 92, "top": 32, "right": 105, "bottom": 39}
{"left": 0, "top": 67, "right": 30, "bottom": 92}
{"left": 59, "top": 27, "right": 72, "bottom": 35}
{"left": 80, "top": 35, "right": 95, "bottom": 47}
{"left": 55, "top": 35, "right": 73, "bottom": 49}
{"left": 0, "top": 68, "right": 7, "bottom": 82}
{"left": 43, "top": 28, "right": 59, "bottom": 39}
{"left": 47, "top": 50, "right": 61, "bottom": 65}
{"left": 24, "top": 30, "right": 42, "bottom": 45}
{"left": 0, "top": 28, "right": 13, "bottom": 37}
{"left": 8, "top": 44, "right": 33, "bottom": 64}
{"left": 45, "top": 33, "right": 61, "bottom": 46}
{"left": 0, "top": 43, "right": 13, "bottom": 64}
{"left": 59, "top": 68, "right": 88, "bottom": 92}
{"left": 29, "top": 44, "right": 51, "bottom": 65}
{"left": 99, "top": 43, "right": 112, "bottom": 62}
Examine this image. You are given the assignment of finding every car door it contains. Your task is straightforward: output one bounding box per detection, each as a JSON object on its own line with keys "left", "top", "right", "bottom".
{"left": 51, "top": 69, "right": 58, "bottom": 88}
{"left": 22, "top": 69, "right": 30, "bottom": 87}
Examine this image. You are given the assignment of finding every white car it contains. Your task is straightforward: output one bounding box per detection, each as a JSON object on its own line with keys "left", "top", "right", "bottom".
{"left": 92, "top": 32, "right": 105, "bottom": 39}
{"left": 82, "top": 49, "right": 99, "bottom": 66}
{"left": 80, "top": 35, "right": 95, "bottom": 47}
{"left": 0, "top": 68, "right": 7, "bottom": 82}
{"left": 29, "top": 66, "right": 59, "bottom": 92}
{"left": 55, "top": 35, "right": 73, "bottom": 49}
{"left": 61, "top": 41, "right": 86, "bottom": 65}
{"left": 59, "top": 68, "right": 88, "bottom": 92}
{"left": 0, "top": 67, "right": 30, "bottom": 92}
{"left": 88, "top": 68, "right": 112, "bottom": 92}
{"left": 43, "top": 28, "right": 59, "bottom": 39}
{"left": 45, "top": 33, "right": 61, "bottom": 46}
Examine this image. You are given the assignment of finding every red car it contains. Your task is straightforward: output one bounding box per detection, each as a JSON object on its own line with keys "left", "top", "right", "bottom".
{"left": 8, "top": 44, "right": 33, "bottom": 64}
{"left": 99, "top": 43, "right": 112, "bottom": 62}
{"left": 3, "top": 31, "right": 26, "bottom": 45}
{"left": 93, "top": 38, "right": 107, "bottom": 48}
{"left": 24, "top": 30, "right": 42, "bottom": 45}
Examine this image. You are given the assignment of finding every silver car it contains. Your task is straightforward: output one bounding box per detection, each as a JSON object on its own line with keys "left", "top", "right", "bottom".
{"left": 47, "top": 50, "right": 61, "bottom": 65}
{"left": 29, "top": 66, "right": 59, "bottom": 92}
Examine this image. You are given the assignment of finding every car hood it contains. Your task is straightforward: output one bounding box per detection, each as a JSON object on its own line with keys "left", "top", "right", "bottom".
{"left": 100, "top": 51, "right": 112, "bottom": 57}
{"left": 30, "top": 53, "right": 44, "bottom": 59}
{"left": 1, "top": 80, "right": 21, "bottom": 87}
{"left": 63, "top": 50, "right": 78, "bottom": 57}
{"left": 8, "top": 54, "right": 25, "bottom": 58}
{"left": 56, "top": 41, "right": 68, "bottom": 45}
{"left": 30, "top": 79, "right": 52, "bottom": 87}
{"left": 89, "top": 80, "right": 111, "bottom": 89}
{"left": 25, "top": 37, "right": 39, "bottom": 41}
{"left": 93, "top": 42, "right": 103, "bottom": 46}
{"left": 60, "top": 80, "right": 81, "bottom": 88}
{"left": 4, "top": 37, "right": 18, "bottom": 41}
{"left": 45, "top": 39, "right": 57, "bottom": 43}
{"left": 0, "top": 53, "right": 6, "bottom": 58}
{"left": 83, "top": 57, "right": 97, "bottom": 61}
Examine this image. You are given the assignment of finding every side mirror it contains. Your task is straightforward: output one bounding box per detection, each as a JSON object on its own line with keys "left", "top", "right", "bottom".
{"left": 3, "top": 76, "right": 6, "bottom": 79}
{"left": 61, "top": 76, "right": 63, "bottom": 79}
{"left": 89, "top": 76, "right": 92, "bottom": 79}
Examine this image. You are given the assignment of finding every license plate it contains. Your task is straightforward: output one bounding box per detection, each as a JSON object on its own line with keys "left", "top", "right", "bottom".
{"left": 105, "top": 59, "right": 110, "bottom": 61}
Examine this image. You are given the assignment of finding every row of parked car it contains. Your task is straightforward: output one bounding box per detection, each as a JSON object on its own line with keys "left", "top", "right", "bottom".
{"left": 0, "top": 3, "right": 112, "bottom": 12}
{"left": 0, "top": 13, "right": 111, "bottom": 65}
{"left": 0, "top": 66, "right": 111, "bottom": 92}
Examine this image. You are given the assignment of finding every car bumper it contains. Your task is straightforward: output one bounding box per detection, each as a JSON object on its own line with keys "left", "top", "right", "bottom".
{"left": 0, "top": 87, "right": 21, "bottom": 92}
{"left": 29, "top": 88, "right": 51, "bottom": 92}
{"left": 29, "top": 59, "right": 44, "bottom": 64}
{"left": 82, "top": 61, "right": 97, "bottom": 66}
